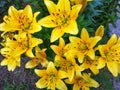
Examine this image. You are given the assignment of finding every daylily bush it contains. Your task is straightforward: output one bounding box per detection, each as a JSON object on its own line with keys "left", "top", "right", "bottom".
{"left": 0, "top": 0, "right": 119, "bottom": 90}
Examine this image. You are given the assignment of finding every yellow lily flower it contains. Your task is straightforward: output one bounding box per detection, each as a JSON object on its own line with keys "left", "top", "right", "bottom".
{"left": 39, "top": 0, "right": 82, "bottom": 42}
{"left": 25, "top": 34, "right": 43, "bottom": 57}
{"left": 68, "top": 28, "right": 101, "bottom": 63}
{"left": 65, "top": 72, "right": 99, "bottom": 90}
{"left": 35, "top": 62, "right": 68, "bottom": 90}
{"left": 80, "top": 56, "right": 100, "bottom": 75}
{"left": 0, "top": 5, "right": 41, "bottom": 35}
{"left": 70, "top": 0, "right": 92, "bottom": 12}
{"left": 98, "top": 34, "right": 120, "bottom": 76}
{"left": 0, "top": 46, "right": 24, "bottom": 71}
{"left": 51, "top": 38, "right": 68, "bottom": 59}
{"left": 55, "top": 56, "right": 81, "bottom": 81}
{"left": 25, "top": 46, "right": 48, "bottom": 68}
{"left": 0, "top": 33, "right": 27, "bottom": 71}
{"left": 0, "top": 56, "right": 21, "bottom": 71}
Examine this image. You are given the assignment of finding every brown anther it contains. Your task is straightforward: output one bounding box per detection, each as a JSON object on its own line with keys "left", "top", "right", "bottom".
{"left": 58, "top": 9, "right": 60, "bottom": 12}
{"left": 52, "top": 13, "right": 55, "bottom": 16}
{"left": 56, "top": 13, "right": 59, "bottom": 16}
{"left": 51, "top": 20, "right": 54, "bottom": 22}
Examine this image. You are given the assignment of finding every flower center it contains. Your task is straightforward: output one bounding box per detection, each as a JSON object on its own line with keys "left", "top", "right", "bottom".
{"left": 51, "top": 11, "right": 69, "bottom": 26}
{"left": 18, "top": 15, "right": 32, "bottom": 30}
{"left": 75, "top": 76, "right": 88, "bottom": 87}
{"left": 105, "top": 47, "right": 120, "bottom": 63}
{"left": 60, "top": 60, "right": 74, "bottom": 72}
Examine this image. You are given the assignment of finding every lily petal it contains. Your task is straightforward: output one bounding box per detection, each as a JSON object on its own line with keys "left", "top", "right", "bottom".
{"left": 50, "top": 27, "right": 64, "bottom": 42}
{"left": 50, "top": 45, "right": 60, "bottom": 55}
{"left": 87, "top": 49, "right": 95, "bottom": 60}
{"left": 59, "top": 38, "right": 65, "bottom": 47}
{"left": 23, "top": 5, "right": 33, "bottom": 21}
{"left": 58, "top": 70, "right": 68, "bottom": 79}
{"left": 38, "top": 15, "right": 57, "bottom": 28}
{"left": 36, "top": 78, "right": 47, "bottom": 89}
{"left": 35, "top": 69, "right": 46, "bottom": 77}
{"left": 81, "top": 28, "right": 89, "bottom": 41}
{"left": 64, "top": 20, "right": 78, "bottom": 34}
{"left": 57, "top": 0, "right": 70, "bottom": 15}
{"left": 77, "top": 53, "right": 85, "bottom": 63}
{"left": 107, "top": 34, "right": 117, "bottom": 47}
{"left": 89, "top": 36, "right": 101, "bottom": 48}
{"left": 95, "top": 25, "right": 104, "bottom": 37}
{"left": 25, "top": 59, "right": 39, "bottom": 68}
{"left": 8, "top": 6, "right": 19, "bottom": 19}
{"left": 97, "top": 57, "right": 106, "bottom": 69}
{"left": 56, "top": 79, "right": 67, "bottom": 90}
{"left": 90, "top": 66, "right": 99, "bottom": 75}
{"left": 73, "top": 84, "right": 80, "bottom": 90}
{"left": 1, "top": 58, "right": 8, "bottom": 66}
{"left": 44, "top": 0, "right": 57, "bottom": 15}
{"left": 107, "top": 62, "right": 118, "bottom": 77}
{"left": 47, "top": 62, "right": 56, "bottom": 71}
{"left": 70, "top": 4, "right": 82, "bottom": 20}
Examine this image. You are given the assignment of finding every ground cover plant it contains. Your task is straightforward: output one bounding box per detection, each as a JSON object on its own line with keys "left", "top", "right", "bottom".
{"left": 0, "top": 0, "right": 120, "bottom": 90}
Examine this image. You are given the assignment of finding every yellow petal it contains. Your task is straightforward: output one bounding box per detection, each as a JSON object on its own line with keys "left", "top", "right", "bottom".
{"left": 118, "top": 64, "right": 120, "bottom": 73}
{"left": 73, "top": 84, "right": 80, "bottom": 90}
{"left": 89, "top": 36, "right": 101, "bottom": 48}
{"left": 25, "top": 59, "right": 39, "bottom": 68}
{"left": 1, "top": 58, "right": 8, "bottom": 66}
{"left": 8, "top": 6, "right": 19, "bottom": 19}
{"left": 29, "top": 12, "right": 41, "bottom": 33}
{"left": 70, "top": 4, "right": 82, "bottom": 20}
{"left": 26, "top": 48, "right": 34, "bottom": 58}
{"left": 8, "top": 60, "right": 16, "bottom": 71}
{"left": 38, "top": 15, "right": 57, "bottom": 27}
{"left": 0, "top": 23, "right": 4, "bottom": 31}
{"left": 23, "top": 5, "right": 33, "bottom": 21}
{"left": 98, "top": 45, "right": 107, "bottom": 57}
{"left": 29, "top": 23, "right": 41, "bottom": 33}
{"left": 69, "top": 36, "right": 80, "bottom": 43}
{"left": 56, "top": 80, "right": 67, "bottom": 90}
{"left": 87, "top": 49, "right": 95, "bottom": 60}
{"left": 83, "top": 87, "right": 89, "bottom": 90}
{"left": 50, "top": 45, "right": 60, "bottom": 55}
{"left": 82, "top": 73, "right": 99, "bottom": 88}
{"left": 57, "top": 0, "right": 70, "bottom": 15}
{"left": 107, "top": 62, "right": 118, "bottom": 77}
{"left": 97, "top": 57, "right": 106, "bottom": 69}
{"left": 64, "top": 20, "right": 78, "bottom": 35}
{"left": 44, "top": 0, "right": 57, "bottom": 15}
{"left": 89, "top": 78, "right": 99, "bottom": 88}
{"left": 58, "top": 70, "right": 68, "bottom": 79}
{"left": 47, "top": 62, "right": 56, "bottom": 71}
{"left": 107, "top": 34, "right": 117, "bottom": 47}
{"left": 77, "top": 53, "right": 85, "bottom": 63}
{"left": 95, "top": 25, "right": 104, "bottom": 37}
{"left": 59, "top": 38, "right": 65, "bottom": 47}
{"left": 68, "top": 70, "right": 74, "bottom": 81}
{"left": 90, "top": 66, "right": 99, "bottom": 75}
{"left": 81, "top": 28, "right": 89, "bottom": 41}
{"left": 29, "top": 36, "right": 43, "bottom": 48}
{"left": 117, "top": 37, "right": 120, "bottom": 44}
{"left": 50, "top": 27, "right": 64, "bottom": 42}
{"left": 36, "top": 78, "right": 47, "bottom": 89}
{"left": 35, "top": 69, "right": 46, "bottom": 77}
